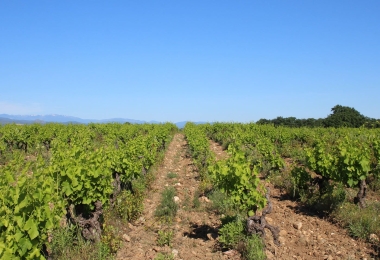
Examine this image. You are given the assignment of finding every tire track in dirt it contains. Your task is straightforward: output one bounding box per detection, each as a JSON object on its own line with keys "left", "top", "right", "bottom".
{"left": 208, "top": 139, "right": 377, "bottom": 260}
{"left": 117, "top": 134, "right": 237, "bottom": 260}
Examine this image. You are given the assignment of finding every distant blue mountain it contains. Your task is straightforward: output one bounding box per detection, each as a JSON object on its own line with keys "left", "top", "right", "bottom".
{"left": 0, "top": 117, "right": 41, "bottom": 125}
{"left": 0, "top": 114, "right": 146, "bottom": 124}
{"left": 0, "top": 114, "right": 209, "bottom": 127}
{"left": 0, "top": 114, "right": 83, "bottom": 123}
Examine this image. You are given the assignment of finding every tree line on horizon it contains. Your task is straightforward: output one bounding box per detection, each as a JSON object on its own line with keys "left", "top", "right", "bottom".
{"left": 256, "top": 105, "right": 380, "bottom": 128}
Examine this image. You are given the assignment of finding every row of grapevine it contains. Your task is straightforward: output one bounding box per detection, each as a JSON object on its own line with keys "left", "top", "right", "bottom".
{"left": 183, "top": 122, "right": 214, "bottom": 174}
{"left": 203, "top": 123, "right": 380, "bottom": 207}
{"left": 184, "top": 123, "right": 278, "bottom": 250}
{"left": 183, "top": 123, "right": 266, "bottom": 214}
{"left": 0, "top": 123, "right": 177, "bottom": 259}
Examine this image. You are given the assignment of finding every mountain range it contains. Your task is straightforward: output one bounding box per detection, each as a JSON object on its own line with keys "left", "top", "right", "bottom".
{"left": 0, "top": 114, "right": 205, "bottom": 128}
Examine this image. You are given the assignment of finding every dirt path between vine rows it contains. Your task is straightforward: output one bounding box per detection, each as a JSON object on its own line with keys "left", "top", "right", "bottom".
{"left": 116, "top": 134, "right": 238, "bottom": 260}
{"left": 209, "top": 140, "right": 378, "bottom": 260}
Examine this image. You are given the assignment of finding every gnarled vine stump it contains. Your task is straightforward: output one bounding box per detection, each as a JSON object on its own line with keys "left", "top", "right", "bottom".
{"left": 68, "top": 201, "right": 103, "bottom": 242}
{"left": 246, "top": 187, "right": 280, "bottom": 246}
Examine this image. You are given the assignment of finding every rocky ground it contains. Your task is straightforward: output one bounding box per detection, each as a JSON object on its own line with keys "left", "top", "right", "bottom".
{"left": 116, "top": 134, "right": 378, "bottom": 260}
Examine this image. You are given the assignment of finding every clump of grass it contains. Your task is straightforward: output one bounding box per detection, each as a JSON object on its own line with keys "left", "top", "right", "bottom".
{"left": 207, "top": 189, "right": 237, "bottom": 215}
{"left": 267, "top": 165, "right": 295, "bottom": 196}
{"left": 101, "top": 207, "right": 123, "bottom": 254}
{"left": 154, "top": 252, "right": 175, "bottom": 260}
{"left": 157, "top": 230, "right": 174, "bottom": 247}
{"left": 166, "top": 172, "right": 178, "bottom": 179}
{"left": 334, "top": 201, "right": 380, "bottom": 241}
{"left": 115, "top": 190, "right": 144, "bottom": 222}
{"left": 48, "top": 225, "right": 112, "bottom": 260}
{"left": 218, "top": 215, "right": 265, "bottom": 260}
{"left": 307, "top": 182, "right": 346, "bottom": 212}
{"left": 198, "top": 175, "right": 213, "bottom": 193}
{"left": 192, "top": 190, "right": 201, "bottom": 209}
{"left": 155, "top": 187, "right": 178, "bottom": 222}
{"left": 270, "top": 166, "right": 346, "bottom": 212}
{"left": 219, "top": 216, "right": 245, "bottom": 248}
{"left": 242, "top": 234, "right": 266, "bottom": 260}
{"left": 182, "top": 189, "right": 191, "bottom": 210}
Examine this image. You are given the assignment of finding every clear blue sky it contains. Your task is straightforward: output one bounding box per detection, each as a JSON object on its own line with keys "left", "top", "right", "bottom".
{"left": 1, "top": 1, "right": 379, "bottom": 122}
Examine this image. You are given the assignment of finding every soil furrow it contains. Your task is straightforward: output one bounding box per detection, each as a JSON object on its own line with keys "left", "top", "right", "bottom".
{"left": 117, "top": 134, "right": 234, "bottom": 260}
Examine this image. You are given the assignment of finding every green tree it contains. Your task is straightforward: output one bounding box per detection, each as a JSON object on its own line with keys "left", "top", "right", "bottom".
{"left": 323, "top": 105, "right": 368, "bottom": 128}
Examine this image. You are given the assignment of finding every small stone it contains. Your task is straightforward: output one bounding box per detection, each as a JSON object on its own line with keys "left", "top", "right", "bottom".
{"left": 298, "top": 235, "right": 309, "bottom": 246}
{"left": 207, "top": 233, "right": 217, "bottom": 240}
{"left": 174, "top": 196, "right": 180, "bottom": 203}
{"left": 369, "top": 233, "right": 379, "bottom": 242}
{"left": 122, "top": 234, "right": 131, "bottom": 242}
{"left": 199, "top": 196, "right": 210, "bottom": 203}
{"left": 279, "top": 230, "right": 287, "bottom": 236}
{"left": 128, "top": 223, "right": 135, "bottom": 230}
{"left": 191, "top": 250, "right": 197, "bottom": 255}
{"left": 223, "top": 250, "right": 237, "bottom": 256}
{"left": 172, "top": 249, "right": 179, "bottom": 257}
{"left": 293, "top": 222, "right": 302, "bottom": 230}
{"left": 153, "top": 246, "right": 161, "bottom": 252}
{"left": 174, "top": 183, "right": 181, "bottom": 186}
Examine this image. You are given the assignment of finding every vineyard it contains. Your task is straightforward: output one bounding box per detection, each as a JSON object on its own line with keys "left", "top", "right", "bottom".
{"left": 0, "top": 123, "right": 177, "bottom": 259}
{"left": 0, "top": 122, "right": 379, "bottom": 259}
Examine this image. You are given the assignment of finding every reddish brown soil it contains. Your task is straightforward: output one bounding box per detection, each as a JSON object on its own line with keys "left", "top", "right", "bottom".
{"left": 209, "top": 140, "right": 378, "bottom": 260}
{"left": 116, "top": 134, "right": 238, "bottom": 260}
{"left": 262, "top": 184, "right": 378, "bottom": 260}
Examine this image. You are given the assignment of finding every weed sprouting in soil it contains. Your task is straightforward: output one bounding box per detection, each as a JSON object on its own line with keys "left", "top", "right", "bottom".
{"left": 182, "top": 189, "right": 191, "bottom": 210}
{"left": 154, "top": 252, "right": 175, "bottom": 260}
{"left": 242, "top": 235, "right": 266, "bottom": 260}
{"left": 218, "top": 216, "right": 245, "bottom": 248}
{"left": 48, "top": 225, "right": 112, "bottom": 260}
{"left": 156, "top": 230, "right": 174, "bottom": 247}
{"left": 334, "top": 201, "right": 380, "bottom": 241}
{"left": 166, "top": 172, "right": 178, "bottom": 179}
{"left": 207, "top": 189, "right": 238, "bottom": 215}
{"left": 155, "top": 187, "right": 178, "bottom": 222}
{"left": 192, "top": 189, "right": 201, "bottom": 209}
{"left": 218, "top": 215, "right": 266, "bottom": 260}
